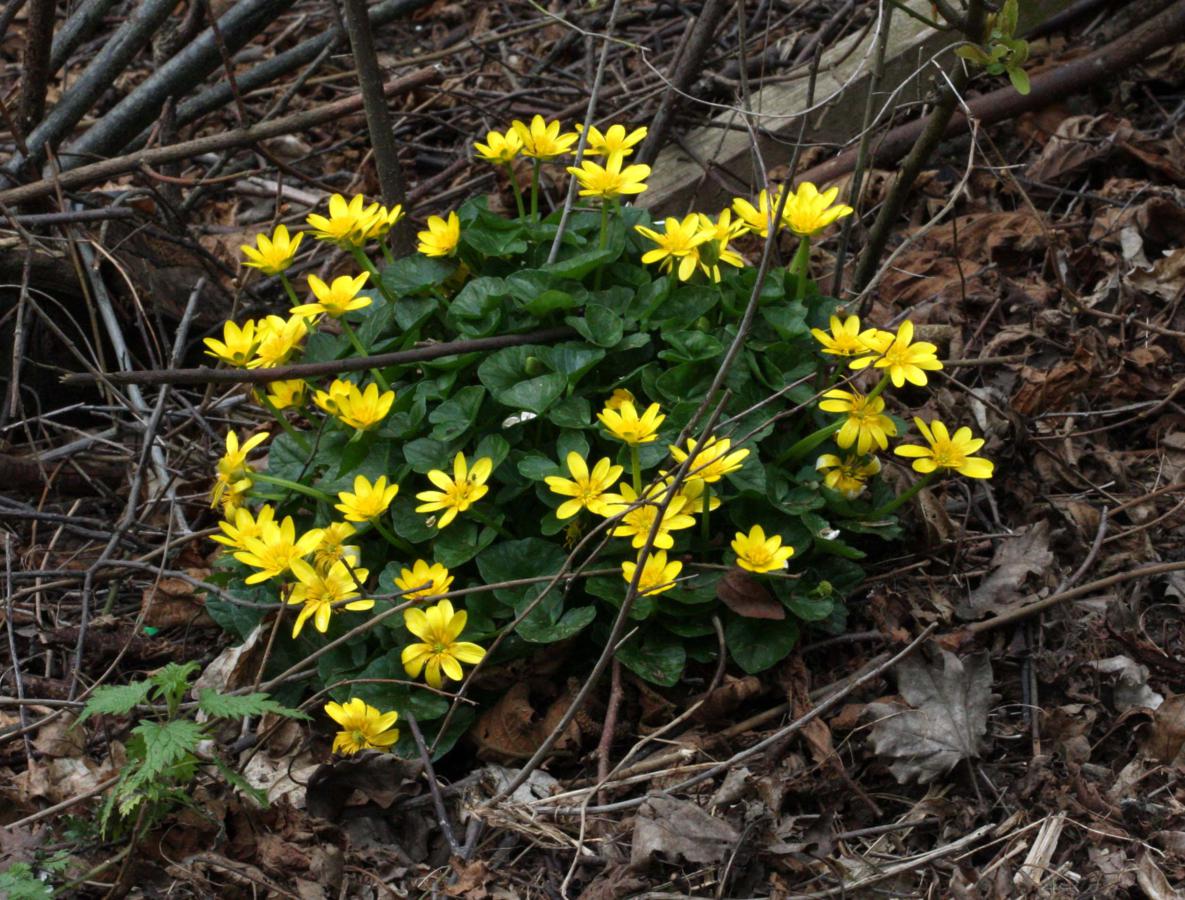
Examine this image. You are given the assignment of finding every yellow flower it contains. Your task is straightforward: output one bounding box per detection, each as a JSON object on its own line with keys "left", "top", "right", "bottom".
{"left": 324, "top": 699, "right": 399, "bottom": 755}
{"left": 544, "top": 451, "right": 624, "bottom": 519}
{"left": 895, "top": 418, "right": 994, "bottom": 479}
{"left": 263, "top": 379, "right": 307, "bottom": 410}
{"left": 221, "top": 480, "right": 252, "bottom": 518}
{"left": 290, "top": 272, "right": 372, "bottom": 318}
{"left": 203, "top": 319, "right": 258, "bottom": 367}
{"left": 363, "top": 204, "right": 404, "bottom": 241}
{"left": 240, "top": 224, "right": 303, "bottom": 275}
{"left": 415, "top": 452, "right": 494, "bottom": 529}
{"left": 731, "top": 525, "right": 795, "bottom": 573}
{"left": 474, "top": 128, "right": 523, "bottom": 164}
{"left": 394, "top": 559, "right": 454, "bottom": 601}
{"left": 250, "top": 314, "right": 309, "bottom": 368}
{"left": 603, "top": 482, "right": 695, "bottom": 550}
{"left": 634, "top": 215, "right": 713, "bottom": 282}
{"left": 694, "top": 209, "right": 746, "bottom": 281}
{"left": 598, "top": 399, "right": 665, "bottom": 445}
{"left": 233, "top": 516, "right": 324, "bottom": 584}
{"left": 849, "top": 320, "right": 943, "bottom": 388}
{"left": 621, "top": 549, "right": 682, "bottom": 596}
{"left": 566, "top": 153, "right": 651, "bottom": 200}
{"left": 512, "top": 115, "right": 578, "bottom": 160}
{"left": 417, "top": 211, "right": 461, "bottom": 258}
{"left": 211, "top": 503, "right": 276, "bottom": 553}
{"left": 669, "top": 436, "right": 749, "bottom": 483}
{"left": 780, "top": 181, "right": 854, "bottom": 237}
{"left": 287, "top": 558, "right": 373, "bottom": 637}
{"left": 211, "top": 430, "right": 268, "bottom": 508}
{"left": 315, "top": 521, "right": 358, "bottom": 570}
{"left": 401, "top": 599, "right": 486, "bottom": 688}
{"left": 666, "top": 476, "right": 721, "bottom": 515}
{"left": 731, "top": 188, "right": 783, "bottom": 238}
{"left": 605, "top": 387, "right": 635, "bottom": 411}
{"left": 314, "top": 381, "right": 395, "bottom": 431}
{"left": 819, "top": 389, "right": 898, "bottom": 455}
{"left": 810, "top": 314, "right": 886, "bottom": 358}
{"left": 575, "top": 123, "right": 647, "bottom": 158}
{"left": 816, "top": 453, "right": 882, "bottom": 498}
{"left": 335, "top": 474, "right": 399, "bottom": 522}
{"left": 306, "top": 193, "right": 381, "bottom": 248}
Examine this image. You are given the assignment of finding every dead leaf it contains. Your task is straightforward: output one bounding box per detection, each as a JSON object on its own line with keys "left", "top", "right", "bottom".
{"left": 866, "top": 650, "right": 994, "bottom": 784}
{"left": 1143, "top": 694, "right": 1185, "bottom": 763}
{"left": 688, "top": 675, "right": 763, "bottom": 725}
{"left": 31, "top": 713, "right": 86, "bottom": 758}
{"left": 446, "top": 859, "right": 490, "bottom": 898}
{"left": 959, "top": 522, "right": 1054, "bottom": 619}
{"left": 1137, "top": 851, "right": 1184, "bottom": 900}
{"left": 716, "top": 569, "right": 785, "bottom": 619}
{"left": 1089, "top": 655, "right": 1164, "bottom": 711}
{"left": 629, "top": 794, "right": 740, "bottom": 868}
{"left": 305, "top": 753, "right": 423, "bottom": 821}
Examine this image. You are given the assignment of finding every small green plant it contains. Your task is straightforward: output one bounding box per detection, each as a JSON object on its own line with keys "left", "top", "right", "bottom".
{"left": 0, "top": 852, "right": 69, "bottom": 899}
{"left": 956, "top": 0, "right": 1031, "bottom": 94}
{"left": 78, "top": 662, "right": 307, "bottom": 836}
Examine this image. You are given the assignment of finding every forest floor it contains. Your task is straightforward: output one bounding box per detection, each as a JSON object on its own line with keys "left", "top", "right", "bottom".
{"left": 3, "top": 0, "right": 1185, "bottom": 897}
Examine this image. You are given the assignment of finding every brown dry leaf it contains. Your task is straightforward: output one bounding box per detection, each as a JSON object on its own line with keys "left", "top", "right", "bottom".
{"left": 688, "top": 675, "right": 762, "bottom": 725}
{"left": 1129, "top": 247, "right": 1185, "bottom": 302}
{"left": 31, "top": 712, "right": 85, "bottom": 758}
{"left": 577, "top": 866, "right": 650, "bottom": 900}
{"left": 446, "top": 860, "right": 491, "bottom": 899}
{"left": 305, "top": 753, "right": 423, "bottom": 821}
{"left": 1012, "top": 339, "right": 1101, "bottom": 415}
{"left": 716, "top": 569, "right": 784, "bottom": 619}
{"left": 194, "top": 623, "right": 266, "bottom": 697}
{"left": 629, "top": 794, "right": 740, "bottom": 868}
{"left": 1027, "top": 114, "right": 1133, "bottom": 183}
{"left": 1089, "top": 655, "right": 1164, "bottom": 711}
{"left": 472, "top": 681, "right": 585, "bottom": 762}
{"left": 1136, "top": 851, "right": 1184, "bottom": 900}
{"left": 1041, "top": 704, "right": 1097, "bottom": 764}
{"left": 866, "top": 650, "right": 994, "bottom": 784}
{"left": 143, "top": 570, "right": 215, "bottom": 629}
{"left": 1142, "top": 694, "right": 1185, "bottom": 764}
{"left": 959, "top": 521, "right": 1055, "bottom": 619}
{"left": 781, "top": 656, "right": 836, "bottom": 769}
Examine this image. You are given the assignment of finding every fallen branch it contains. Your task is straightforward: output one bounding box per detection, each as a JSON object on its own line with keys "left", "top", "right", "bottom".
{"left": 0, "top": 68, "right": 440, "bottom": 209}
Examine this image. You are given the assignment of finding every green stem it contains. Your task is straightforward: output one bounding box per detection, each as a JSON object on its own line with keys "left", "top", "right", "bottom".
{"left": 598, "top": 201, "right": 609, "bottom": 250}
{"left": 629, "top": 444, "right": 642, "bottom": 495}
{"left": 381, "top": 244, "right": 395, "bottom": 266}
{"left": 529, "top": 158, "right": 541, "bottom": 221}
{"left": 253, "top": 472, "right": 332, "bottom": 504}
{"left": 370, "top": 517, "right": 416, "bottom": 555}
{"left": 701, "top": 482, "right": 711, "bottom": 542}
{"left": 778, "top": 420, "right": 842, "bottom": 465}
{"left": 259, "top": 394, "right": 311, "bottom": 454}
{"left": 351, "top": 246, "right": 397, "bottom": 306}
{"left": 279, "top": 273, "right": 301, "bottom": 311}
{"left": 790, "top": 236, "right": 811, "bottom": 302}
{"left": 865, "top": 371, "right": 892, "bottom": 402}
{"left": 339, "top": 318, "right": 392, "bottom": 392}
{"left": 874, "top": 470, "right": 937, "bottom": 517}
{"left": 505, "top": 162, "right": 526, "bottom": 219}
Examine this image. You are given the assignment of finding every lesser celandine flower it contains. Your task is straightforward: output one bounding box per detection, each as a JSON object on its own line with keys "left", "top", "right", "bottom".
{"left": 211, "top": 503, "right": 276, "bottom": 553}
{"left": 668, "top": 476, "right": 721, "bottom": 515}
{"left": 811, "top": 314, "right": 888, "bottom": 358}
{"left": 264, "top": 379, "right": 307, "bottom": 410}
{"left": 250, "top": 314, "right": 308, "bottom": 368}
{"left": 233, "top": 516, "right": 324, "bottom": 584}
{"left": 204, "top": 319, "right": 258, "bottom": 366}
{"left": 335, "top": 475, "right": 399, "bottom": 522}
{"left": 605, "top": 388, "right": 635, "bottom": 411}
{"left": 512, "top": 115, "right": 578, "bottom": 160}
{"left": 415, "top": 452, "right": 494, "bottom": 529}
{"left": 417, "top": 212, "right": 461, "bottom": 258}
{"left": 819, "top": 389, "right": 898, "bottom": 455}
{"left": 603, "top": 482, "right": 695, "bottom": 549}
{"left": 212, "top": 430, "right": 268, "bottom": 508}
{"left": 669, "top": 436, "right": 749, "bottom": 483}
{"left": 314, "top": 381, "right": 395, "bottom": 431}
{"left": 621, "top": 549, "right": 682, "bottom": 596}
{"left": 598, "top": 399, "right": 665, "bottom": 445}
{"left": 401, "top": 599, "right": 486, "bottom": 688}
{"left": 474, "top": 128, "right": 523, "bottom": 164}
{"left": 241, "top": 224, "right": 303, "bottom": 275}
{"left": 634, "top": 215, "right": 713, "bottom": 282}
{"left": 221, "top": 480, "right": 252, "bottom": 518}
{"left": 694, "top": 210, "right": 746, "bottom": 281}
{"left": 306, "top": 193, "right": 380, "bottom": 247}
{"left": 731, "top": 188, "right": 783, "bottom": 238}
{"left": 324, "top": 699, "right": 399, "bottom": 755}
{"left": 566, "top": 154, "right": 651, "bottom": 199}
{"left": 731, "top": 525, "right": 795, "bottom": 573}
{"left": 291, "top": 273, "right": 371, "bottom": 318}
{"left": 780, "top": 182, "right": 854, "bottom": 237}
{"left": 545, "top": 452, "right": 624, "bottom": 519}
{"left": 394, "top": 559, "right": 454, "bottom": 600}
{"left": 850, "top": 320, "right": 942, "bottom": 388}
{"left": 315, "top": 521, "right": 358, "bottom": 569}
{"left": 575, "top": 123, "right": 647, "bottom": 158}
{"left": 287, "top": 557, "right": 373, "bottom": 637}
{"left": 816, "top": 453, "right": 882, "bottom": 498}
{"left": 363, "top": 204, "right": 404, "bottom": 241}
{"left": 895, "top": 418, "right": 994, "bottom": 479}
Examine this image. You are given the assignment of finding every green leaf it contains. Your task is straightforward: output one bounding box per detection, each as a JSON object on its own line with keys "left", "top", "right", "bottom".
{"left": 1007, "top": 65, "right": 1030, "bottom": 95}
{"left": 548, "top": 395, "right": 591, "bottom": 429}
{"left": 658, "top": 330, "right": 723, "bottom": 364}
{"left": 517, "top": 451, "right": 561, "bottom": 480}
{"left": 354, "top": 296, "right": 395, "bottom": 350}
{"left": 547, "top": 342, "right": 605, "bottom": 385}
{"left": 267, "top": 432, "right": 312, "bottom": 483}
{"left": 517, "top": 604, "right": 596, "bottom": 643}
{"left": 381, "top": 254, "right": 455, "bottom": 295}
{"left": 565, "top": 304, "right": 623, "bottom": 348}
{"left": 761, "top": 303, "right": 809, "bottom": 340}
{"left": 462, "top": 209, "right": 528, "bottom": 257}
{"left": 390, "top": 493, "right": 437, "bottom": 544}
{"left": 472, "top": 433, "right": 511, "bottom": 473}
{"left": 150, "top": 661, "right": 200, "bottom": 708}
{"left": 429, "top": 385, "right": 485, "bottom": 442}
{"left": 726, "top": 615, "right": 799, "bottom": 674}
{"left": 955, "top": 44, "right": 992, "bottom": 65}
{"left": 446, "top": 276, "right": 508, "bottom": 337}
{"left": 478, "top": 345, "right": 566, "bottom": 414}
{"left": 78, "top": 679, "right": 155, "bottom": 724}
{"left": 616, "top": 627, "right": 686, "bottom": 686}
{"left": 126, "top": 719, "right": 206, "bottom": 787}
{"left": 544, "top": 245, "right": 618, "bottom": 280}
{"left": 196, "top": 689, "right": 309, "bottom": 720}
{"left": 435, "top": 521, "right": 497, "bottom": 568}
{"left": 394, "top": 295, "right": 438, "bottom": 333}
{"left": 0, "top": 863, "right": 53, "bottom": 900}
{"left": 476, "top": 538, "right": 568, "bottom": 607}
{"left": 402, "top": 437, "right": 451, "bottom": 473}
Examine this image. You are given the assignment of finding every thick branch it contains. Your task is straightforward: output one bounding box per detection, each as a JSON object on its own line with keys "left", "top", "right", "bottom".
{"left": 17, "top": 0, "right": 54, "bottom": 134}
